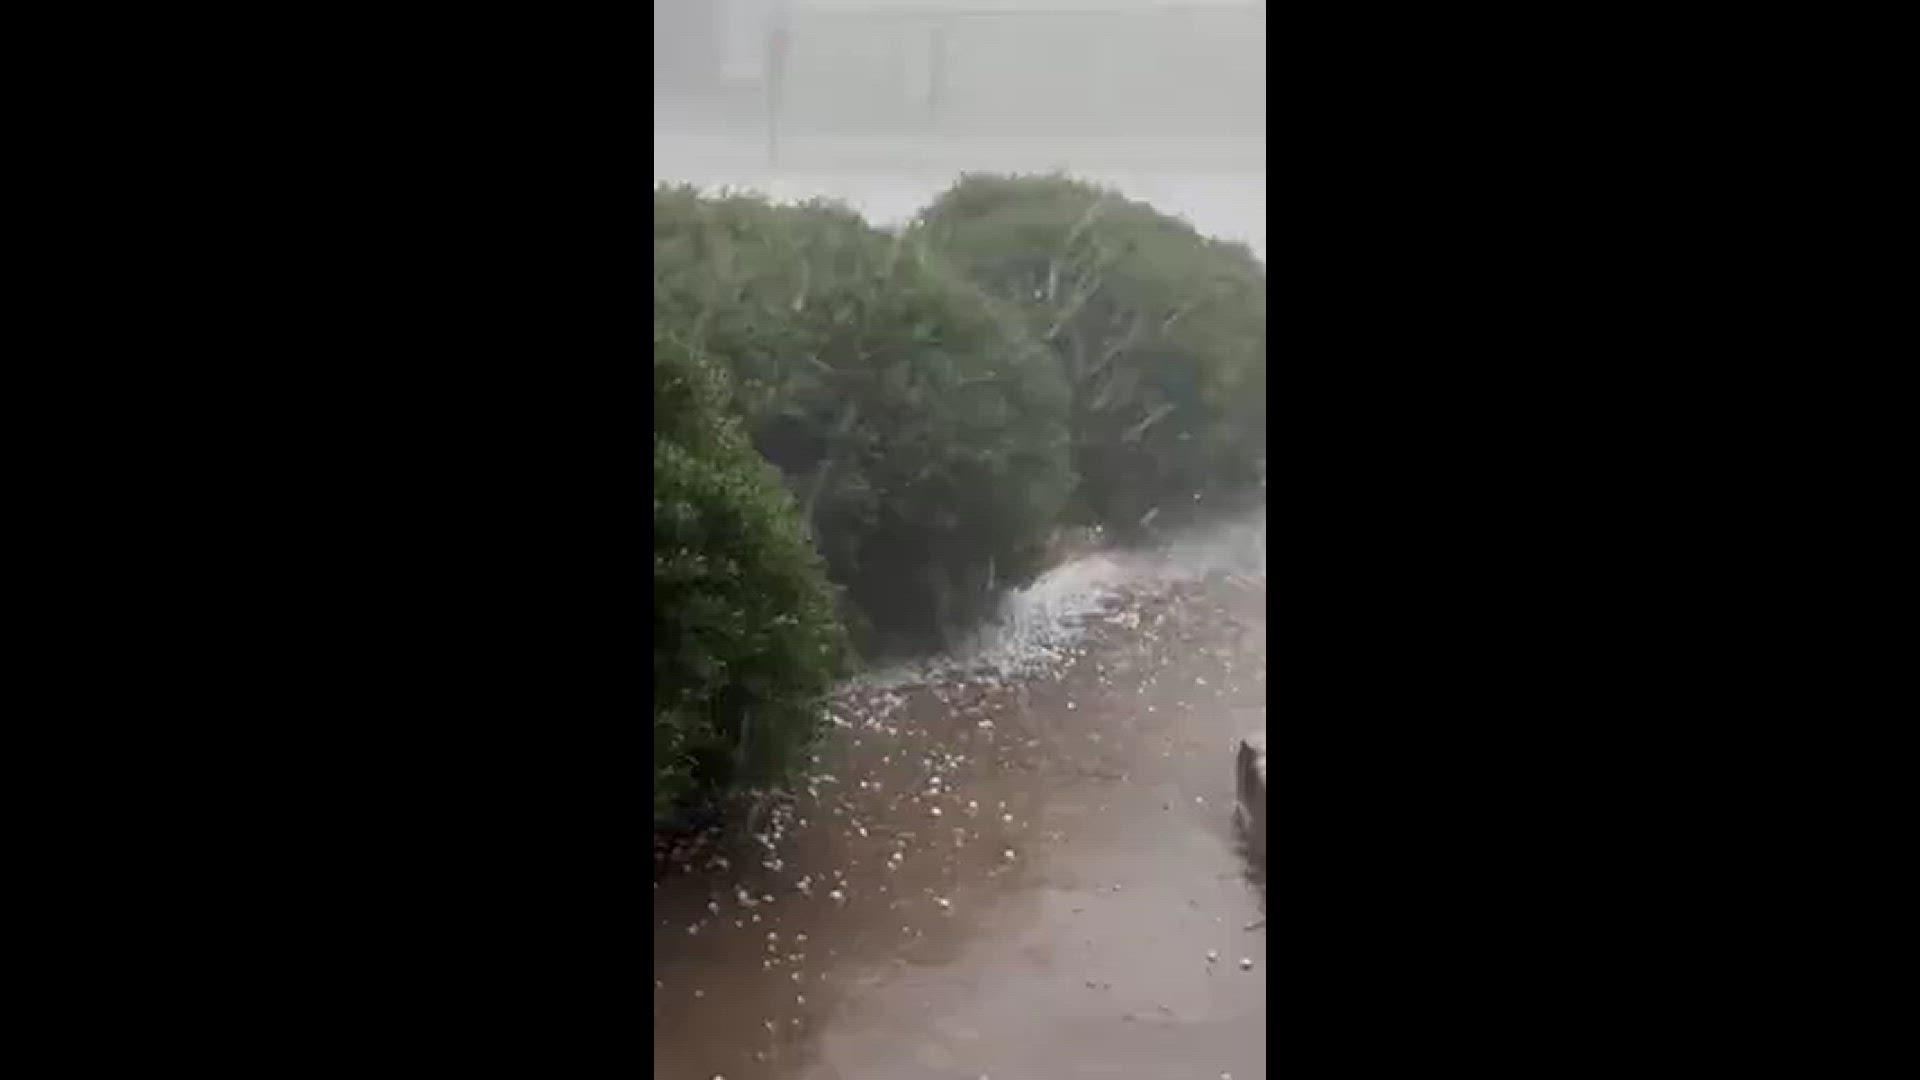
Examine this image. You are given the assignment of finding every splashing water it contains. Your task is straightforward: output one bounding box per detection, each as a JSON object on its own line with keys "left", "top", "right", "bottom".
{"left": 854, "top": 509, "right": 1266, "bottom": 689}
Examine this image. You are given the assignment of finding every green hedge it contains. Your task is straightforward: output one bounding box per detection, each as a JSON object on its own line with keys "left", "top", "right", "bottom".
{"left": 651, "top": 176, "right": 1266, "bottom": 824}
{"left": 654, "top": 328, "right": 847, "bottom": 827}
{"left": 914, "top": 174, "right": 1266, "bottom": 537}
{"left": 655, "top": 185, "right": 1074, "bottom": 656}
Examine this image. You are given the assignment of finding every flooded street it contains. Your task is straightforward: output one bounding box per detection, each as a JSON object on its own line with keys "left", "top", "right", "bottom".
{"left": 653, "top": 517, "right": 1267, "bottom": 1079}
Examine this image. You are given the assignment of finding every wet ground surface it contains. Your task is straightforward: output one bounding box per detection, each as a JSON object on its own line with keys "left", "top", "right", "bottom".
{"left": 654, "top": 525, "right": 1267, "bottom": 1079}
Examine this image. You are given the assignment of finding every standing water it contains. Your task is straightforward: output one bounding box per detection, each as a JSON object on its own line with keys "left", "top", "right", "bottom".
{"left": 654, "top": 511, "right": 1267, "bottom": 1079}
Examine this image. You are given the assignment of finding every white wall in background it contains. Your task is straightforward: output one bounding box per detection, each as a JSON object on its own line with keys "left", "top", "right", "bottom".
{"left": 719, "top": 0, "right": 783, "bottom": 84}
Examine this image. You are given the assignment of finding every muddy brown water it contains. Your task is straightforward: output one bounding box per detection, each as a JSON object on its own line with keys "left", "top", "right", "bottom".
{"left": 654, "top": 562, "right": 1266, "bottom": 1079}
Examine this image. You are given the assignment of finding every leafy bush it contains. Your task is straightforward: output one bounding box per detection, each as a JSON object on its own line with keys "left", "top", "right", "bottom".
{"left": 654, "top": 328, "right": 847, "bottom": 827}
{"left": 914, "top": 174, "right": 1266, "bottom": 537}
{"left": 655, "top": 185, "right": 1073, "bottom": 655}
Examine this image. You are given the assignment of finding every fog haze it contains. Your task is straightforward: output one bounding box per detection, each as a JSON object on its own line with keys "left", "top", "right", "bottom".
{"left": 655, "top": 0, "right": 1266, "bottom": 256}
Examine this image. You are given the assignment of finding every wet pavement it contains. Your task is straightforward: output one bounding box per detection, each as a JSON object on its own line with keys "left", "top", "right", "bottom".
{"left": 653, "top": 520, "right": 1267, "bottom": 1079}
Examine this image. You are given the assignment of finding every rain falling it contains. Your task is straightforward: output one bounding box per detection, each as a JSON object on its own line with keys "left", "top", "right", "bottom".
{"left": 655, "top": 2, "right": 1266, "bottom": 1076}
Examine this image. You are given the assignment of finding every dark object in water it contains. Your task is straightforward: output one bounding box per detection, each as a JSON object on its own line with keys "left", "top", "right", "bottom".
{"left": 1234, "top": 734, "right": 1266, "bottom": 862}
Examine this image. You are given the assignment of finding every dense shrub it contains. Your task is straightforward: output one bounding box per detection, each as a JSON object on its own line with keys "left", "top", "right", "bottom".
{"left": 655, "top": 185, "right": 1073, "bottom": 655}
{"left": 914, "top": 174, "right": 1266, "bottom": 537}
{"left": 654, "top": 328, "right": 847, "bottom": 827}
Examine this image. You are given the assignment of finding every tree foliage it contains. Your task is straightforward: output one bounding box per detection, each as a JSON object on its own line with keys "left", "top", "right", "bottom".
{"left": 650, "top": 176, "right": 1267, "bottom": 826}
{"left": 654, "top": 328, "right": 847, "bottom": 827}
{"left": 913, "top": 174, "right": 1266, "bottom": 536}
{"left": 655, "top": 185, "right": 1073, "bottom": 655}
